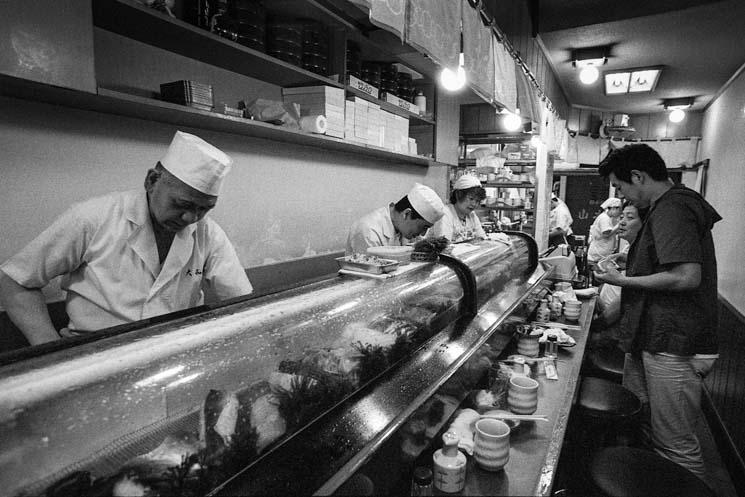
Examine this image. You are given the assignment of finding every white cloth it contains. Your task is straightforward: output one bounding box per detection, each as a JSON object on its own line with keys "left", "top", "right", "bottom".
{"left": 346, "top": 205, "right": 402, "bottom": 255}
{"left": 0, "top": 190, "right": 252, "bottom": 332}
{"left": 428, "top": 203, "right": 486, "bottom": 243}
{"left": 549, "top": 198, "right": 573, "bottom": 235}
{"left": 587, "top": 211, "right": 619, "bottom": 263}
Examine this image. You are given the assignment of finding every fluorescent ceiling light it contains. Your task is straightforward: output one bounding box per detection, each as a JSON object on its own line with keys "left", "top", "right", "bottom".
{"left": 604, "top": 67, "right": 662, "bottom": 95}
{"left": 629, "top": 69, "right": 661, "bottom": 92}
{"left": 605, "top": 72, "right": 630, "bottom": 94}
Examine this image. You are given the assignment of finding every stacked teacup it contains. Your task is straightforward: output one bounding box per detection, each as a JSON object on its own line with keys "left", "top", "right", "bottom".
{"left": 563, "top": 299, "right": 582, "bottom": 321}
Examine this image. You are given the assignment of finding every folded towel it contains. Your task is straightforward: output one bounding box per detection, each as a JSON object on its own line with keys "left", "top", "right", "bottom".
{"left": 447, "top": 408, "right": 480, "bottom": 455}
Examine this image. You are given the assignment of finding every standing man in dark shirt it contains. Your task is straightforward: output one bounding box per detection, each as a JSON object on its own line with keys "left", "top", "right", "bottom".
{"left": 594, "top": 144, "right": 721, "bottom": 484}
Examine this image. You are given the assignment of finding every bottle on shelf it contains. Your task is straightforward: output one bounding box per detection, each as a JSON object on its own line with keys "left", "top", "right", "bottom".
{"left": 414, "top": 90, "right": 426, "bottom": 115}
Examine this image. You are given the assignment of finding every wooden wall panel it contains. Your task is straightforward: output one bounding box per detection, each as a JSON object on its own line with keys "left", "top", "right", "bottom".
{"left": 704, "top": 299, "right": 745, "bottom": 495}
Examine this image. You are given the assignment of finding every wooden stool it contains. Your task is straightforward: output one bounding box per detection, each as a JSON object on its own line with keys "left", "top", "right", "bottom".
{"left": 590, "top": 446, "right": 714, "bottom": 497}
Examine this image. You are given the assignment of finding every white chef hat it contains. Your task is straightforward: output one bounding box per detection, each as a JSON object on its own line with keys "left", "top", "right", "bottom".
{"left": 601, "top": 197, "right": 622, "bottom": 209}
{"left": 407, "top": 183, "right": 445, "bottom": 224}
{"left": 452, "top": 175, "right": 482, "bottom": 190}
{"left": 160, "top": 131, "right": 233, "bottom": 196}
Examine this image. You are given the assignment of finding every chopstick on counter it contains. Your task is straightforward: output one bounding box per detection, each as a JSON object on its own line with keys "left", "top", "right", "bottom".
{"left": 530, "top": 321, "right": 581, "bottom": 331}
{"left": 480, "top": 413, "right": 549, "bottom": 422}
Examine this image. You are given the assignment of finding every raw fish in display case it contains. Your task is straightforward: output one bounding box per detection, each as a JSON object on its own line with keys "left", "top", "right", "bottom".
{"left": 0, "top": 235, "right": 539, "bottom": 496}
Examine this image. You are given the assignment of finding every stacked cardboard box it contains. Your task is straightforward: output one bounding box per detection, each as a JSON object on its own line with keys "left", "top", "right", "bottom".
{"left": 366, "top": 102, "right": 383, "bottom": 148}
{"left": 282, "top": 86, "right": 345, "bottom": 138}
{"left": 381, "top": 110, "right": 410, "bottom": 153}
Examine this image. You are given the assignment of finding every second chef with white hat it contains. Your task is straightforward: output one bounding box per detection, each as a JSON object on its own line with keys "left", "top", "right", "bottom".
{"left": 0, "top": 131, "right": 253, "bottom": 345}
{"left": 427, "top": 175, "right": 487, "bottom": 243}
{"left": 346, "top": 183, "right": 446, "bottom": 255}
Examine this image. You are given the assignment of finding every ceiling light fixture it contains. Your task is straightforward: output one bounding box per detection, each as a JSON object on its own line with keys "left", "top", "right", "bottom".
{"left": 664, "top": 97, "right": 694, "bottom": 123}
{"left": 572, "top": 47, "right": 608, "bottom": 85}
{"left": 604, "top": 66, "right": 662, "bottom": 95}
{"left": 502, "top": 108, "right": 522, "bottom": 132}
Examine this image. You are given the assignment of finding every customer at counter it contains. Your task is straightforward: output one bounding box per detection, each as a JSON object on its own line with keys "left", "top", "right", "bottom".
{"left": 594, "top": 144, "right": 721, "bottom": 483}
{"left": 427, "top": 175, "right": 486, "bottom": 243}
{"left": 346, "top": 183, "right": 445, "bottom": 255}
{"left": 0, "top": 131, "right": 253, "bottom": 345}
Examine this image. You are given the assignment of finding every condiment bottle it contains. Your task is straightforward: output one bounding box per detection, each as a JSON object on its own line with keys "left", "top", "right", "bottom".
{"left": 536, "top": 299, "right": 550, "bottom": 322}
{"left": 545, "top": 334, "right": 558, "bottom": 359}
{"left": 432, "top": 431, "right": 467, "bottom": 493}
{"left": 550, "top": 297, "right": 563, "bottom": 320}
{"left": 411, "top": 466, "right": 433, "bottom": 496}
{"left": 414, "top": 90, "right": 426, "bottom": 115}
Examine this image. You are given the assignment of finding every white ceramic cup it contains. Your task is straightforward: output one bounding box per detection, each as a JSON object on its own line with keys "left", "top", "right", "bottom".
{"left": 508, "top": 375, "right": 539, "bottom": 414}
{"left": 564, "top": 299, "right": 581, "bottom": 310}
{"left": 473, "top": 418, "right": 511, "bottom": 471}
{"left": 516, "top": 333, "right": 541, "bottom": 357}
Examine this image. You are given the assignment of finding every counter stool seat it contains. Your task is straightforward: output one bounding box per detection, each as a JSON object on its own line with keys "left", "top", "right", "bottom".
{"left": 578, "top": 376, "right": 640, "bottom": 420}
{"left": 587, "top": 346, "right": 625, "bottom": 383}
{"left": 590, "top": 446, "right": 714, "bottom": 497}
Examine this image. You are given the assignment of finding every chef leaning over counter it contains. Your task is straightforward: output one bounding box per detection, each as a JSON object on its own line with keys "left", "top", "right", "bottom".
{"left": 0, "top": 131, "right": 253, "bottom": 346}
{"left": 346, "top": 183, "right": 446, "bottom": 255}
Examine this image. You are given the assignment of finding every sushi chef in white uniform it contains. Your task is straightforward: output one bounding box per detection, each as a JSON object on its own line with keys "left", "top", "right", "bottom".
{"left": 0, "top": 131, "right": 253, "bottom": 345}
{"left": 346, "top": 183, "right": 446, "bottom": 255}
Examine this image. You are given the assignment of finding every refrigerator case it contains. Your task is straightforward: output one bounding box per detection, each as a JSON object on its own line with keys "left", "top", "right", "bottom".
{"left": 0, "top": 234, "right": 542, "bottom": 496}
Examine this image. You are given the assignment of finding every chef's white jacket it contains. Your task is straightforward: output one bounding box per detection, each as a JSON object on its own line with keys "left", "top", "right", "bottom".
{"left": 346, "top": 204, "right": 402, "bottom": 255}
{"left": 549, "top": 199, "right": 574, "bottom": 235}
{"left": 428, "top": 203, "right": 486, "bottom": 243}
{"left": 0, "top": 190, "right": 252, "bottom": 332}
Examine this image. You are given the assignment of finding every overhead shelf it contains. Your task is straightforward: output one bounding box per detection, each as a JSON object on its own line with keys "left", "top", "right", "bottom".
{"left": 92, "top": 0, "right": 343, "bottom": 89}
{"left": 0, "top": 75, "right": 450, "bottom": 168}
{"left": 481, "top": 181, "right": 534, "bottom": 188}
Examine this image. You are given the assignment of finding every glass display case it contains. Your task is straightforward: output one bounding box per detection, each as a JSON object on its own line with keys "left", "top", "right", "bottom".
{"left": 0, "top": 234, "right": 546, "bottom": 496}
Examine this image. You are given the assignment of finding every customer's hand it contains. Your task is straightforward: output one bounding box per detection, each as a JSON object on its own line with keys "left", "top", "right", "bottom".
{"left": 594, "top": 264, "right": 624, "bottom": 286}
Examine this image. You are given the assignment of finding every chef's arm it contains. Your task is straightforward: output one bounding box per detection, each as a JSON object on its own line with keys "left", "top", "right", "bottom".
{"left": 0, "top": 271, "right": 60, "bottom": 345}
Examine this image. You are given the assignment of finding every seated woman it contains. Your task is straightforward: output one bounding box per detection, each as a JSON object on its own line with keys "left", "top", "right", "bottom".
{"left": 428, "top": 175, "right": 486, "bottom": 243}
{"left": 591, "top": 202, "right": 643, "bottom": 345}
{"left": 587, "top": 197, "right": 622, "bottom": 268}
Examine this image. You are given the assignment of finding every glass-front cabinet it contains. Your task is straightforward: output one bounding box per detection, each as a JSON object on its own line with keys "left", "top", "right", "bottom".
{"left": 0, "top": 234, "right": 548, "bottom": 496}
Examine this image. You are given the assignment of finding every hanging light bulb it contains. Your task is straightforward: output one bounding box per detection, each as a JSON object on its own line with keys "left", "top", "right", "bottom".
{"left": 669, "top": 108, "right": 686, "bottom": 123}
{"left": 579, "top": 65, "right": 600, "bottom": 85}
{"left": 502, "top": 109, "right": 522, "bottom": 132}
{"left": 440, "top": 53, "right": 466, "bottom": 92}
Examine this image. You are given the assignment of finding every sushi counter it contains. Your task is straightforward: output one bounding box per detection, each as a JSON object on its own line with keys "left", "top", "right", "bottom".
{"left": 0, "top": 233, "right": 594, "bottom": 496}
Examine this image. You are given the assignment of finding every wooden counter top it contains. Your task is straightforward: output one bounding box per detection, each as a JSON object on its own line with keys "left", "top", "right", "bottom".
{"left": 439, "top": 296, "right": 597, "bottom": 496}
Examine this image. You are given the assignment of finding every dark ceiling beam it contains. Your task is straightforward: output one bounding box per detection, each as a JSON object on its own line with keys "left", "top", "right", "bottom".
{"left": 538, "top": 0, "right": 723, "bottom": 32}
